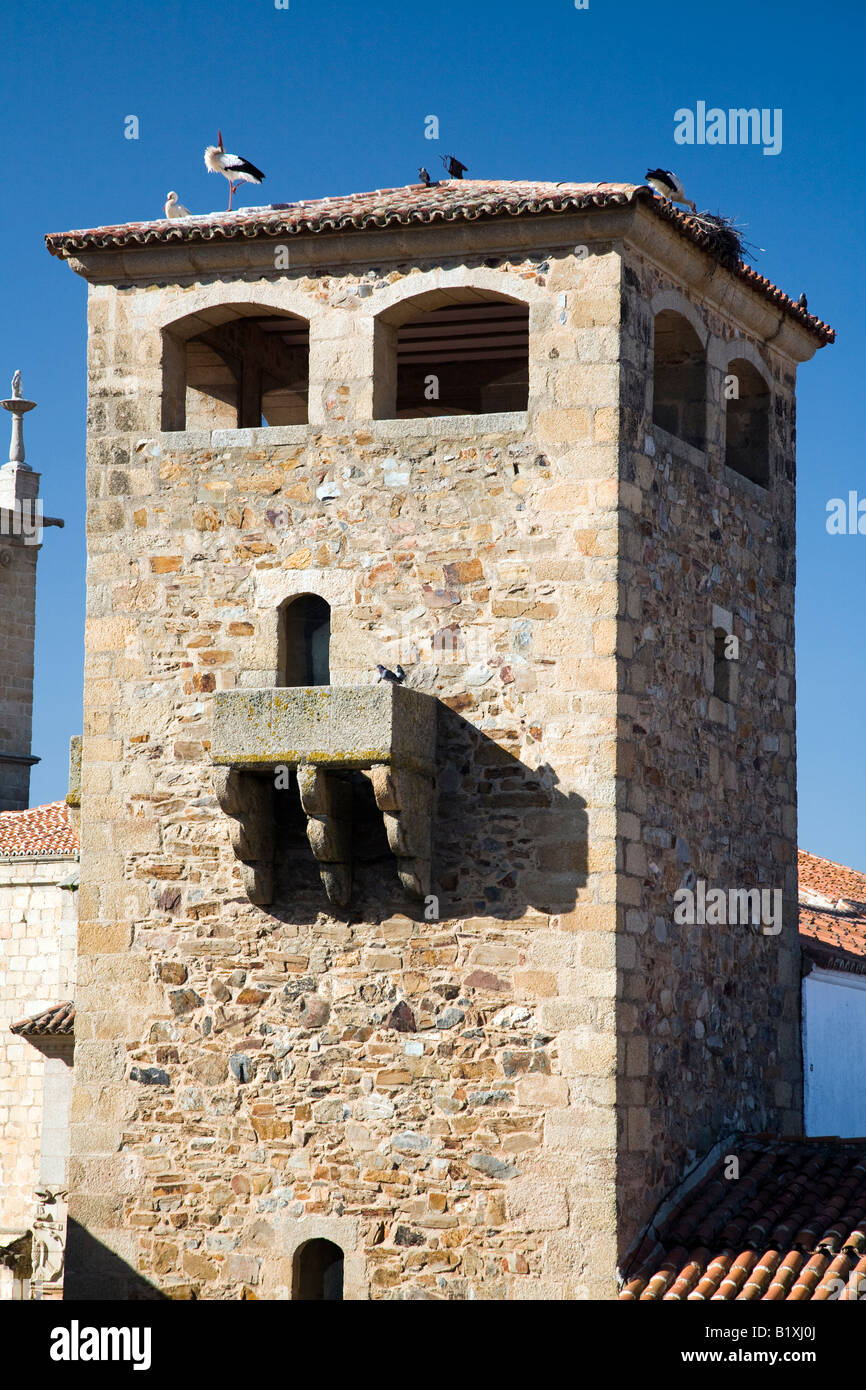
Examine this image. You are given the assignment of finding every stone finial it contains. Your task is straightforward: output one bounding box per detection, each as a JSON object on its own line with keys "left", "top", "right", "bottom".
{"left": 1, "top": 369, "right": 37, "bottom": 468}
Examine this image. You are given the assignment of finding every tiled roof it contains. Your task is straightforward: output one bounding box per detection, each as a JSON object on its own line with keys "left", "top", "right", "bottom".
{"left": 799, "top": 849, "right": 866, "bottom": 975}
{"left": 621, "top": 1137, "right": 866, "bottom": 1300}
{"left": 44, "top": 180, "right": 833, "bottom": 344}
{"left": 0, "top": 800, "right": 79, "bottom": 857}
{"left": 10, "top": 1000, "right": 75, "bottom": 1036}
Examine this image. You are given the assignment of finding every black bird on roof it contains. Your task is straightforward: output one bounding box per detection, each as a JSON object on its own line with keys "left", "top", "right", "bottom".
{"left": 441, "top": 154, "right": 468, "bottom": 179}
{"left": 418, "top": 166, "right": 431, "bottom": 186}
{"left": 796, "top": 292, "right": 808, "bottom": 310}
{"left": 376, "top": 663, "right": 406, "bottom": 684}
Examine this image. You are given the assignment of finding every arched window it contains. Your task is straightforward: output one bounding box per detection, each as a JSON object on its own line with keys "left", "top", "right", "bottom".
{"left": 374, "top": 290, "right": 529, "bottom": 419}
{"left": 725, "top": 358, "right": 770, "bottom": 487}
{"left": 279, "top": 595, "right": 331, "bottom": 686}
{"left": 292, "top": 1239, "right": 344, "bottom": 1300}
{"left": 162, "top": 306, "right": 309, "bottom": 431}
{"left": 652, "top": 310, "right": 707, "bottom": 450}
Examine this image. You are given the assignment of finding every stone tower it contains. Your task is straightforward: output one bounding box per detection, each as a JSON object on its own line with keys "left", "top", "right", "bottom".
{"left": 0, "top": 375, "right": 62, "bottom": 812}
{"left": 46, "top": 180, "right": 831, "bottom": 1300}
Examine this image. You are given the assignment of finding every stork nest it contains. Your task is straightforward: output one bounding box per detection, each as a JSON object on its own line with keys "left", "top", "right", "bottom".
{"left": 688, "top": 211, "right": 755, "bottom": 268}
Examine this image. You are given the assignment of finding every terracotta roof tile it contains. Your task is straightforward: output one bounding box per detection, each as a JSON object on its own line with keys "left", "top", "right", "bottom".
{"left": 43, "top": 179, "right": 833, "bottom": 344}
{"left": 10, "top": 1000, "right": 75, "bottom": 1036}
{"left": 799, "top": 849, "right": 866, "bottom": 973}
{"left": 0, "top": 800, "right": 79, "bottom": 857}
{"left": 621, "top": 1138, "right": 866, "bottom": 1300}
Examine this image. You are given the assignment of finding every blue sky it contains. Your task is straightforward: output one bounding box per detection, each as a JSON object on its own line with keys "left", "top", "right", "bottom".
{"left": 4, "top": 0, "right": 865, "bottom": 868}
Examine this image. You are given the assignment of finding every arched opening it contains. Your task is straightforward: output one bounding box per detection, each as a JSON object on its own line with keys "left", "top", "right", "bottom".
{"left": 162, "top": 306, "right": 309, "bottom": 431}
{"left": 292, "top": 1239, "right": 344, "bottom": 1300}
{"left": 725, "top": 358, "right": 770, "bottom": 487}
{"left": 375, "top": 289, "right": 529, "bottom": 419}
{"left": 279, "top": 595, "right": 331, "bottom": 686}
{"left": 652, "top": 310, "right": 707, "bottom": 450}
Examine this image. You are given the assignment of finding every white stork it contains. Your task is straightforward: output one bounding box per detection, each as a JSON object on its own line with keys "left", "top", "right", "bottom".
{"left": 645, "top": 168, "right": 697, "bottom": 213}
{"left": 164, "top": 191, "right": 191, "bottom": 219}
{"left": 204, "top": 130, "right": 266, "bottom": 210}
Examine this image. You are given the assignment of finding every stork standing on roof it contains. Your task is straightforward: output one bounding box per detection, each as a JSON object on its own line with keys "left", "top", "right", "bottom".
{"left": 204, "top": 130, "right": 266, "bottom": 210}
{"left": 645, "top": 168, "right": 696, "bottom": 213}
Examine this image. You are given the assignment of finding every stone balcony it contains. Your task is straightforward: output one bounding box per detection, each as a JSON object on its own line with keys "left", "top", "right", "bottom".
{"left": 211, "top": 684, "right": 437, "bottom": 907}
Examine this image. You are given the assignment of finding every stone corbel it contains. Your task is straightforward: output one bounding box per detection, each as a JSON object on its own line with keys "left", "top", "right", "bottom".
{"left": 211, "top": 685, "right": 437, "bottom": 909}
{"left": 297, "top": 765, "right": 353, "bottom": 907}
{"left": 214, "top": 767, "right": 274, "bottom": 905}
{"left": 366, "top": 763, "right": 433, "bottom": 899}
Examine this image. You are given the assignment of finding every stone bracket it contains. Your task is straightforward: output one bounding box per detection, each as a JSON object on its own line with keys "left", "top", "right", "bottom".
{"left": 211, "top": 685, "right": 438, "bottom": 908}
{"left": 214, "top": 767, "right": 274, "bottom": 905}
{"left": 366, "top": 764, "right": 433, "bottom": 899}
{"left": 297, "top": 765, "right": 353, "bottom": 907}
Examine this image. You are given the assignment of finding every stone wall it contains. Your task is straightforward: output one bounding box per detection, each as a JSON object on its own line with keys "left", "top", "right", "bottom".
{"left": 71, "top": 235, "right": 624, "bottom": 1299}
{"left": 63, "top": 205, "right": 820, "bottom": 1299}
{"left": 0, "top": 857, "right": 77, "bottom": 1235}
{"left": 614, "top": 250, "right": 803, "bottom": 1240}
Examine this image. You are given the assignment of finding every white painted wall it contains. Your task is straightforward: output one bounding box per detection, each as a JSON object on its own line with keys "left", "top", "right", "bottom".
{"left": 803, "top": 967, "right": 866, "bottom": 1137}
{"left": 0, "top": 856, "right": 77, "bottom": 1235}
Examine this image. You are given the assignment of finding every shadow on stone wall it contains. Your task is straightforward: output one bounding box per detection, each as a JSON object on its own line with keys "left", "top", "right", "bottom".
{"left": 64, "top": 1219, "right": 168, "bottom": 1301}
{"left": 266, "top": 704, "right": 587, "bottom": 924}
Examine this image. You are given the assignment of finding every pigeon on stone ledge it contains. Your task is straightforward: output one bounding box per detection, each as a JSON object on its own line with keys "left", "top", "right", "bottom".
{"left": 376, "top": 664, "right": 406, "bottom": 684}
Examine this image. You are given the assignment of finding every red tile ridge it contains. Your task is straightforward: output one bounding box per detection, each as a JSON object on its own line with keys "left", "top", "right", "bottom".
{"left": 43, "top": 180, "right": 834, "bottom": 344}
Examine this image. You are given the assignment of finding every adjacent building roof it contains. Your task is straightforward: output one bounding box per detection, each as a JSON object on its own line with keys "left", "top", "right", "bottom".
{"left": 44, "top": 179, "right": 834, "bottom": 344}
{"left": 621, "top": 1137, "right": 866, "bottom": 1300}
{"left": 799, "top": 849, "right": 866, "bottom": 976}
{"left": 0, "top": 800, "right": 79, "bottom": 858}
{"left": 10, "top": 1001, "right": 75, "bottom": 1037}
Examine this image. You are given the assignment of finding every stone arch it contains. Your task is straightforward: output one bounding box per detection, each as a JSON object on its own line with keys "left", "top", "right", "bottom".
{"left": 372, "top": 264, "right": 543, "bottom": 323}
{"left": 273, "top": 1215, "right": 367, "bottom": 1300}
{"left": 651, "top": 298, "right": 708, "bottom": 451}
{"left": 648, "top": 290, "right": 709, "bottom": 349}
{"left": 292, "top": 1238, "right": 344, "bottom": 1300}
{"left": 371, "top": 270, "right": 537, "bottom": 420}
{"left": 723, "top": 357, "right": 771, "bottom": 486}
{"left": 151, "top": 282, "right": 316, "bottom": 335}
{"left": 707, "top": 335, "right": 771, "bottom": 387}
{"left": 158, "top": 295, "right": 311, "bottom": 431}
{"left": 251, "top": 570, "right": 368, "bottom": 687}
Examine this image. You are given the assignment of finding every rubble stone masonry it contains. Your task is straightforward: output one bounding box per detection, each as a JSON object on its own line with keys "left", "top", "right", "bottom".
{"left": 57, "top": 201, "right": 822, "bottom": 1298}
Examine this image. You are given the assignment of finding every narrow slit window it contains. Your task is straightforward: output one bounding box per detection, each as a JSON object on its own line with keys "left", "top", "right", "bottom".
{"left": 279, "top": 595, "right": 331, "bottom": 686}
